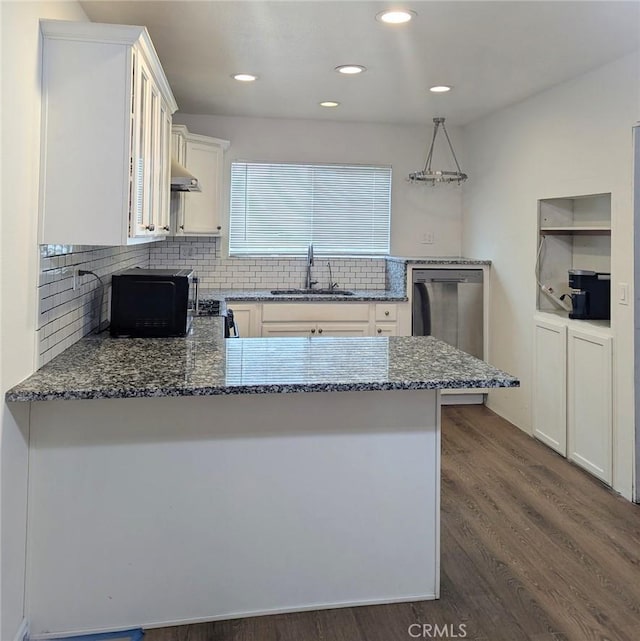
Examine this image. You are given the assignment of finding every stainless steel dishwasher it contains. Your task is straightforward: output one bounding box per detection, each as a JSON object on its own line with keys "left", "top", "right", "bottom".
{"left": 412, "top": 269, "right": 484, "bottom": 358}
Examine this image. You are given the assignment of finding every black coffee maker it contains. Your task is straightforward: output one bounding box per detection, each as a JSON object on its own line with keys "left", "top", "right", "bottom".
{"left": 568, "top": 270, "right": 611, "bottom": 320}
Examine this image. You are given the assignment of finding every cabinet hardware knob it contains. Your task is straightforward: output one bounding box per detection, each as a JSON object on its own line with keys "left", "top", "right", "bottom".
{"left": 377, "top": 328, "right": 382, "bottom": 334}
{"left": 318, "top": 328, "right": 323, "bottom": 334}
{"left": 385, "top": 310, "right": 390, "bottom": 316}
{"left": 217, "top": 225, "right": 222, "bottom": 230}
{"left": 162, "top": 226, "right": 170, "bottom": 231}
{"left": 311, "top": 328, "right": 316, "bottom": 334}
{"left": 179, "top": 225, "right": 184, "bottom": 230}
{"left": 146, "top": 224, "right": 155, "bottom": 231}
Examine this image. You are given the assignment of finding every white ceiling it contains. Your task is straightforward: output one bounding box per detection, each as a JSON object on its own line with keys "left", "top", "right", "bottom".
{"left": 79, "top": 1, "right": 640, "bottom": 126}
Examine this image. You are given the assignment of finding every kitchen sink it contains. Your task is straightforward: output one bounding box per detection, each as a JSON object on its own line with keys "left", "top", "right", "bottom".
{"left": 270, "top": 288, "right": 355, "bottom": 296}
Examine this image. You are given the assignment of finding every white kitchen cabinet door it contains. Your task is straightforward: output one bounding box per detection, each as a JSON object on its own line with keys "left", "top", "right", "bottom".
{"left": 131, "top": 55, "right": 156, "bottom": 238}
{"left": 155, "top": 100, "right": 172, "bottom": 235}
{"left": 227, "top": 303, "right": 261, "bottom": 338}
{"left": 567, "top": 328, "right": 612, "bottom": 484}
{"left": 174, "top": 131, "right": 229, "bottom": 236}
{"left": 39, "top": 20, "right": 176, "bottom": 246}
{"left": 532, "top": 317, "right": 567, "bottom": 456}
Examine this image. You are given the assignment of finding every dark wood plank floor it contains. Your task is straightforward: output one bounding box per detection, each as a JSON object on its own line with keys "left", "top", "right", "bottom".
{"left": 146, "top": 405, "right": 640, "bottom": 641}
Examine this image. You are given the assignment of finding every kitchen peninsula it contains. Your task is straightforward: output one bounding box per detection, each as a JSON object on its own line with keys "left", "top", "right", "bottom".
{"left": 7, "top": 319, "right": 518, "bottom": 637}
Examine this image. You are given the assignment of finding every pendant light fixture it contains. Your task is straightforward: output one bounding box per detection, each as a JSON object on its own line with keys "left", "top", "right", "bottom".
{"left": 409, "top": 117, "right": 467, "bottom": 185}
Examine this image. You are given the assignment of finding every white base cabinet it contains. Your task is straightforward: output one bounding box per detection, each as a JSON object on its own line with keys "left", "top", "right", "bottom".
{"left": 261, "top": 303, "right": 372, "bottom": 337}
{"left": 532, "top": 317, "right": 567, "bottom": 456}
{"left": 253, "top": 302, "right": 405, "bottom": 338}
{"left": 222, "top": 301, "right": 408, "bottom": 338}
{"left": 567, "top": 328, "right": 612, "bottom": 484}
{"left": 227, "top": 303, "right": 261, "bottom": 338}
{"left": 532, "top": 313, "right": 612, "bottom": 484}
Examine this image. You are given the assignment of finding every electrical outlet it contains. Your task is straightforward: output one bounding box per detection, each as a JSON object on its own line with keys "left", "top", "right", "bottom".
{"left": 540, "top": 284, "right": 572, "bottom": 312}
{"left": 421, "top": 231, "right": 434, "bottom": 244}
{"left": 179, "top": 244, "right": 196, "bottom": 259}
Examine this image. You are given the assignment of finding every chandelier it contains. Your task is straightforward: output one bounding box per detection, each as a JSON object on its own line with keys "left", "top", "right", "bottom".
{"left": 408, "top": 117, "right": 468, "bottom": 185}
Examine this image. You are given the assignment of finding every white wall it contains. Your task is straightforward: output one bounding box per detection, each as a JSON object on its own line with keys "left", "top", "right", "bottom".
{"left": 0, "top": 3, "right": 87, "bottom": 639}
{"left": 173, "top": 114, "right": 465, "bottom": 258}
{"left": 462, "top": 53, "right": 639, "bottom": 499}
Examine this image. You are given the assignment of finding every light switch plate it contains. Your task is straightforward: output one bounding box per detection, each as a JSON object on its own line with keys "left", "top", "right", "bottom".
{"left": 619, "top": 282, "right": 629, "bottom": 305}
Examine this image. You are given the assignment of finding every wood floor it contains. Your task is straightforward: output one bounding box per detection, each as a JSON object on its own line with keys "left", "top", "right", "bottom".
{"left": 146, "top": 405, "right": 640, "bottom": 641}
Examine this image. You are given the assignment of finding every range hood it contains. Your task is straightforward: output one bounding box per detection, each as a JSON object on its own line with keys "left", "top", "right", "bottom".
{"left": 171, "top": 158, "right": 201, "bottom": 192}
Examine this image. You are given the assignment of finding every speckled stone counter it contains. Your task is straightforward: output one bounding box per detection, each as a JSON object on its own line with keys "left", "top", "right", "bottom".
{"left": 386, "top": 256, "right": 491, "bottom": 265}
{"left": 198, "top": 287, "right": 408, "bottom": 304}
{"left": 21, "top": 317, "right": 518, "bottom": 634}
{"left": 6, "top": 317, "right": 517, "bottom": 402}
{"left": 383, "top": 257, "right": 491, "bottom": 296}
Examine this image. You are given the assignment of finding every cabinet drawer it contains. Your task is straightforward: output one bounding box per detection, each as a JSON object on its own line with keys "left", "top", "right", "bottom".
{"left": 375, "top": 304, "right": 397, "bottom": 322}
{"left": 262, "top": 303, "right": 370, "bottom": 323}
{"left": 374, "top": 324, "right": 397, "bottom": 336}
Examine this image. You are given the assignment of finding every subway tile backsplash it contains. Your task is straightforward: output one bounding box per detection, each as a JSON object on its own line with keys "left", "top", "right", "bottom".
{"left": 37, "top": 244, "right": 148, "bottom": 366}
{"left": 149, "top": 237, "right": 387, "bottom": 290}
{"left": 37, "top": 237, "right": 388, "bottom": 367}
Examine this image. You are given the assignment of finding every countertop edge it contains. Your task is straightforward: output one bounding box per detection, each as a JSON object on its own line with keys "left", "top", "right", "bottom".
{"left": 385, "top": 256, "right": 492, "bottom": 265}
{"left": 200, "top": 289, "right": 408, "bottom": 303}
{"left": 6, "top": 377, "right": 519, "bottom": 403}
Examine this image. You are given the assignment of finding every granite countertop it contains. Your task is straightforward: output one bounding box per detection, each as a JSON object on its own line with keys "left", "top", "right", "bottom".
{"left": 6, "top": 318, "right": 518, "bottom": 402}
{"left": 386, "top": 256, "right": 492, "bottom": 265}
{"left": 199, "top": 288, "right": 408, "bottom": 303}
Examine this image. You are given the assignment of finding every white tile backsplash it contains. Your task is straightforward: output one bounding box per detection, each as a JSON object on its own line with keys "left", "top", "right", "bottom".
{"left": 149, "top": 237, "right": 387, "bottom": 290}
{"left": 37, "top": 244, "right": 148, "bottom": 366}
{"left": 36, "top": 237, "right": 389, "bottom": 367}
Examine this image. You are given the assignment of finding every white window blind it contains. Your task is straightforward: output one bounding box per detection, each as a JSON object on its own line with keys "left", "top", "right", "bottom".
{"left": 229, "top": 162, "right": 391, "bottom": 255}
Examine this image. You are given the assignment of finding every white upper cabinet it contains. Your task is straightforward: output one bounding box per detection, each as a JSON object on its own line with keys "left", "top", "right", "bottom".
{"left": 171, "top": 125, "right": 230, "bottom": 236}
{"left": 39, "top": 20, "right": 177, "bottom": 245}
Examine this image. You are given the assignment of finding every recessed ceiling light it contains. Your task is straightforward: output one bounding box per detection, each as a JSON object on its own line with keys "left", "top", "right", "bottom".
{"left": 376, "top": 10, "right": 415, "bottom": 24}
{"left": 335, "top": 65, "right": 366, "bottom": 75}
{"left": 429, "top": 85, "right": 452, "bottom": 93}
{"left": 320, "top": 101, "right": 340, "bottom": 108}
{"left": 233, "top": 73, "right": 257, "bottom": 82}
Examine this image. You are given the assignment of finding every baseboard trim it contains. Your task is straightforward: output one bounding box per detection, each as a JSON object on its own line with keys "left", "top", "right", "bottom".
{"left": 142, "top": 593, "right": 439, "bottom": 632}
{"left": 28, "top": 595, "right": 438, "bottom": 638}
{"left": 13, "top": 619, "right": 29, "bottom": 641}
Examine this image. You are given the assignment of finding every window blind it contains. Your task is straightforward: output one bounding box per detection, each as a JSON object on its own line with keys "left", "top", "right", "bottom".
{"left": 229, "top": 162, "right": 391, "bottom": 256}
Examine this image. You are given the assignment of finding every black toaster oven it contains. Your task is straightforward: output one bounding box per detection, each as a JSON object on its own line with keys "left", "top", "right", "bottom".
{"left": 110, "top": 268, "right": 198, "bottom": 337}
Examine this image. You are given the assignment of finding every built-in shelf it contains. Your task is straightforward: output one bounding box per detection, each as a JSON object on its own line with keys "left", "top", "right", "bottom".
{"left": 540, "top": 226, "right": 611, "bottom": 235}
{"left": 536, "top": 193, "right": 611, "bottom": 323}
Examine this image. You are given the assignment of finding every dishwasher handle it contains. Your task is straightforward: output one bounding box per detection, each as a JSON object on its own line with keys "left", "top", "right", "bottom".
{"left": 412, "top": 269, "right": 484, "bottom": 285}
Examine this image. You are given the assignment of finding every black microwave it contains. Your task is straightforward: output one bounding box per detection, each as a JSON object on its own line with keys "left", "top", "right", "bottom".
{"left": 110, "top": 268, "right": 198, "bottom": 337}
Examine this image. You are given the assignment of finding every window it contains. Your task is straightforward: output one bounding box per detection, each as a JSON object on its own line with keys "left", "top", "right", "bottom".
{"left": 229, "top": 161, "right": 391, "bottom": 256}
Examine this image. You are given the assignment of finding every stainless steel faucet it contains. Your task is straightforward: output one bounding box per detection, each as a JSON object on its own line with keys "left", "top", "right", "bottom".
{"left": 327, "top": 261, "right": 339, "bottom": 290}
{"left": 305, "top": 243, "right": 317, "bottom": 289}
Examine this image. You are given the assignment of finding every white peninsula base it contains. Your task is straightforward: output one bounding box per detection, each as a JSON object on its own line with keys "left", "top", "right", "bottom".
{"left": 26, "top": 389, "right": 440, "bottom": 637}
